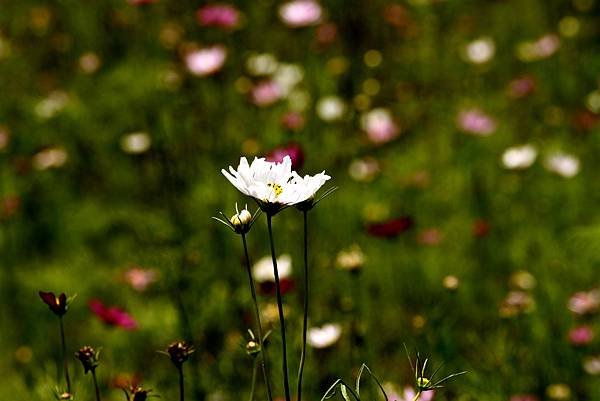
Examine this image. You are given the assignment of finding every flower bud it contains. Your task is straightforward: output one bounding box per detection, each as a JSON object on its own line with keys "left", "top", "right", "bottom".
{"left": 230, "top": 208, "right": 252, "bottom": 233}
{"left": 245, "top": 339, "right": 261, "bottom": 357}
{"left": 166, "top": 341, "right": 195, "bottom": 368}
{"left": 76, "top": 345, "right": 99, "bottom": 374}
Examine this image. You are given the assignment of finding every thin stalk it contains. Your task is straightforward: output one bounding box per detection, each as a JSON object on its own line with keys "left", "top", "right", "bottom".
{"left": 296, "top": 210, "right": 309, "bottom": 401}
{"left": 178, "top": 365, "right": 185, "bottom": 401}
{"left": 266, "top": 214, "right": 291, "bottom": 401}
{"left": 411, "top": 391, "right": 422, "bottom": 401}
{"left": 59, "top": 316, "right": 71, "bottom": 393}
{"left": 92, "top": 370, "right": 102, "bottom": 401}
{"left": 242, "top": 233, "right": 274, "bottom": 401}
{"left": 248, "top": 358, "right": 259, "bottom": 401}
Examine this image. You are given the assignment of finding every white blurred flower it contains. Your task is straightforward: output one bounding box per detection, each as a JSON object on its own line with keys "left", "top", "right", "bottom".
{"left": 583, "top": 356, "right": 600, "bottom": 375}
{"left": 316, "top": 96, "right": 346, "bottom": 121}
{"left": 361, "top": 108, "right": 399, "bottom": 144}
{"left": 307, "top": 323, "right": 342, "bottom": 348}
{"left": 335, "top": 245, "right": 365, "bottom": 272}
{"left": 274, "top": 63, "right": 304, "bottom": 95}
{"left": 185, "top": 45, "right": 227, "bottom": 76}
{"left": 348, "top": 157, "right": 380, "bottom": 182}
{"left": 464, "top": 37, "right": 495, "bottom": 64}
{"left": 33, "top": 147, "right": 68, "bottom": 170}
{"left": 246, "top": 53, "right": 279, "bottom": 76}
{"left": 121, "top": 132, "right": 151, "bottom": 154}
{"left": 35, "top": 91, "right": 69, "bottom": 119}
{"left": 253, "top": 254, "right": 292, "bottom": 283}
{"left": 79, "top": 52, "right": 101, "bottom": 74}
{"left": 279, "top": 0, "right": 322, "bottom": 28}
{"left": 502, "top": 144, "right": 537, "bottom": 170}
{"left": 544, "top": 152, "right": 580, "bottom": 178}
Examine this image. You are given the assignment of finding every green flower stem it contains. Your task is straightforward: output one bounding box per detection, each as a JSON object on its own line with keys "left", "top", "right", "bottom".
{"left": 241, "top": 233, "right": 273, "bottom": 401}
{"left": 92, "top": 370, "right": 102, "bottom": 401}
{"left": 266, "top": 213, "right": 291, "bottom": 401}
{"left": 59, "top": 316, "right": 71, "bottom": 393}
{"left": 178, "top": 365, "right": 185, "bottom": 401}
{"left": 248, "top": 358, "right": 258, "bottom": 401}
{"left": 296, "top": 210, "right": 309, "bottom": 401}
{"left": 412, "top": 391, "right": 422, "bottom": 401}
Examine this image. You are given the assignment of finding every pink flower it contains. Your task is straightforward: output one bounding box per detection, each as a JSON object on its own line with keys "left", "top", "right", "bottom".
{"left": 569, "top": 325, "right": 594, "bottom": 346}
{"left": 568, "top": 289, "right": 600, "bottom": 315}
{"left": 418, "top": 228, "right": 443, "bottom": 246}
{"left": 507, "top": 75, "right": 536, "bottom": 99}
{"left": 250, "top": 80, "right": 282, "bottom": 107}
{"left": 266, "top": 142, "right": 304, "bottom": 170}
{"left": 281, "top": 112, "right": 305, "bottom": 131}
{"left": 361, "top": 108, "right": 399, "bottom": 144}
{"left": 394, "top": 387, "right": 434, "bottom": 401}
{"left": 509, "top": 395, "right": 539, "bottom": 401}
{"left": 196, "top": 4, "right": 240, "bottom": 30}
{"left": 127, "top": 0, "right": 157, "bottom": 5}
{"left": 457, "top": 109, "right": 497, "bottom": 136}
{"left": 279, "top": 0, "right": 322, "bottom": 28}
{"left": 184, "top": 46, "right": 227, "bottom": 77}
{"left": 89, "top": 299, "right": 137, "bottom": 330}
{"left": 124, "top": 267, "right": 157, "bottom": 292}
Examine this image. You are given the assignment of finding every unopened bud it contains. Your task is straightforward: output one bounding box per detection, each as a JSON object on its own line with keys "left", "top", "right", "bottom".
{"left": 166, "top": 341, "right": 195, "bottom": 368}
{"left": 76, "top": 345, "right": 99, "bottom": 374}
{"left": 246, "top": 339, "right": 261, "bottom": 357}
{"left": 230, "top": 209, "right": 253, "bottom": 233}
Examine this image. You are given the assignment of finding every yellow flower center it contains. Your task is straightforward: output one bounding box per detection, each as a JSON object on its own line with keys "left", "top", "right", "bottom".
{"left": 267, "top": 183, "right": 283, "bottom": 197}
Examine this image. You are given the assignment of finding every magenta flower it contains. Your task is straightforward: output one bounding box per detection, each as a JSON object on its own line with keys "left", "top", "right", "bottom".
{"left": 196, "top": 4, "right": 240, "bottom": 30}
{"left": 266, "top": 142, "right": 304, "bottom": 170}
{"left": 89, "top": 299, "right": 137, "bottom": 330}
{"left": 457, "top": 109, "right": 497, "bottom": 136}
{"left": 366, "top": 216, "right": 413, "bottom": 238}
{"left": 569, "top": 325, "right": 594, "bottom": 346}
{"left": 509, "top": 395, "right": 539, "bottom": 401}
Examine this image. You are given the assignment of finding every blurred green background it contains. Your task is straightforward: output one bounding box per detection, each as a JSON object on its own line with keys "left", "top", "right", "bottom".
{"left": 1, "top": 0, "right": 599, "bottom": 400}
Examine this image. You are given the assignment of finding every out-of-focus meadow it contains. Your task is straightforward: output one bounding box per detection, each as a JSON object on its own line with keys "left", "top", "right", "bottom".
{"left": 1, "top": 0, "right": 599, "bottom": 400}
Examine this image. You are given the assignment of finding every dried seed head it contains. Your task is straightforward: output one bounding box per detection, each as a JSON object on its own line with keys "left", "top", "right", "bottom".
{"left": 75, "top": 345, "right": 99, "bottom": 374}
{"left": 166, "top": 341, "right": 195, "bottom": 368}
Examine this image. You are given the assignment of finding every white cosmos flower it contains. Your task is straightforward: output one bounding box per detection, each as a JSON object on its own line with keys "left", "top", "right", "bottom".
{"left": 222, "top": 156, "right": 331, "bottom": 213}
{"left": 307, "top": 323, "right": 342, "bottom": 348}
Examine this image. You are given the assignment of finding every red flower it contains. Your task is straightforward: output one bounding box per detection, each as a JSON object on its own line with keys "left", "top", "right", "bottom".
{"left": 366, "top": 216, "right": 413, "bottom": 238}
{"left": 39, "top": 291, "right": 68, "bottom": 316}
{"left": 259, "top": 278, "right": 295, "bottom": 296}
{"left": 265, "top": 142, "right": 304, "bottom": 170}
{"left": 472, "top": 219, "right": 491, "bottom": 238}
{"left": 89, "top": 299, "right": 137, "bottom": 330}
